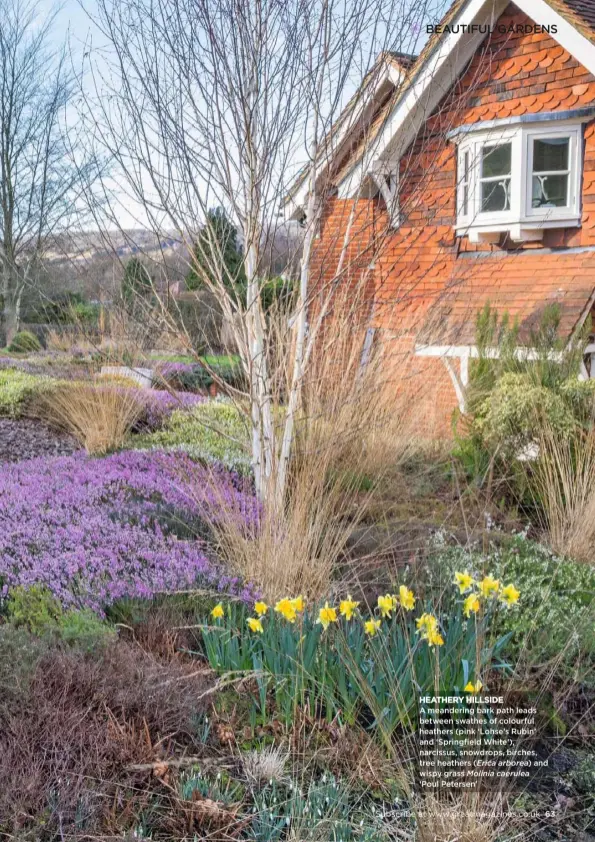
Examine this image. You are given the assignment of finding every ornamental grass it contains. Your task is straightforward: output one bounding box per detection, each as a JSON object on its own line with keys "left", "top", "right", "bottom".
{"left": 531, "top": 423, "right": 595, "bottom": 563}
{"left": 34, "top": 380, "right": 144, "bottom": 454}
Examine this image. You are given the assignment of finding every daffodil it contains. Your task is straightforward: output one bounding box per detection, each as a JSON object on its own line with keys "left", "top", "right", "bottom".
{"left": 247, "top": 617, "right": 264, "bottom": 633}
{"left": 415, "top": 613, "right": 443, "bottom": 646}
{"left": 426, "top": 628, "right": 444, "bottom": 647}
{"left": 275, "top": 597, "right": 297, "bottom": 622}
{"left": 377, "top": 594, "right": 395, "bottom": 618}
{"left": 339, "top": 595, "right": 359, "bottom": 620}
{"left": 464, "top": 680, "right": 483, "bottom": 694}
{"left": 500, "top": 584, "right": 520, "bottom": 606}
{"left": 463, "top": 593, "right": 481, "bottom": 618}
{"left": 211, "top": 603, "right": 224, "bottom": 620}
{"left": 291, "top": 596, "right": 305, "bottom": 613}
{"left": 399, "top": 585, "right": 415, "bottom": 611}
{"left": 364, "top": 618, "right": 381, "bottom": 636}
{"left": 478, "top": 575, "right": 500, "bottom": 598}
{"left": 254, "top": 600, "right": 268, "bottom": 616}
{"left": 317, "top": 601, "right": 337, "bottom": 630}
{"left": 454, "top": 571, "right": 475, "bottom": 594}
{"left": 416, "top": 612, "right": 438, "bottom": 636}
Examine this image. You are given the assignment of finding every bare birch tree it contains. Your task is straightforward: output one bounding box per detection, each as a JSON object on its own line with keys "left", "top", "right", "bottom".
{"left": 0, "top": 0, "right": 95, "bottom": 343}
{"left": 82, "top": 0, "right": 443, "bottom": 505}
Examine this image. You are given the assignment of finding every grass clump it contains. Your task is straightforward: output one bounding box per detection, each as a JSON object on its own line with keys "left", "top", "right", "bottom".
{"left": 34, "top": 380, "right": 144, "bottom": 454}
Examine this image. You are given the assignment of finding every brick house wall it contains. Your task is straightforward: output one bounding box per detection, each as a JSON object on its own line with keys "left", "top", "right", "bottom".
{"left": 311, "top": 2, "right": 595, "bottom": 437}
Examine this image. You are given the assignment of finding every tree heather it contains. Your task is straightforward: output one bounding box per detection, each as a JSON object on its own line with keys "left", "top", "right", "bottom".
{"left": 0, "top": 450, "right": 258, "bottom": 613}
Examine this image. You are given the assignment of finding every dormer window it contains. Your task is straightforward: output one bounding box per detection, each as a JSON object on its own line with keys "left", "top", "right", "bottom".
{"left": 451, "top": 113, "right": 588, "bottom": 244}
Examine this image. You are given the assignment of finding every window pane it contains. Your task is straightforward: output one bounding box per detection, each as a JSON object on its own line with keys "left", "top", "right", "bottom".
{"left": 462, "top": 151, "right": 469, "bottom": 215}
{"left": 533, "top": 137, "right": 569, "bottom": 172}
{"left": 481, "top": 143, "right": 511, "bottom": 178}
{"left": 532, "top": 173, "right": 569, "bottom": 208}
{"left": 481, "top": 178, "right": 511, "bottom": 212}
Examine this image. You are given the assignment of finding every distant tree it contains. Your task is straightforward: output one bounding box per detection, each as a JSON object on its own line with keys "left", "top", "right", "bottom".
{"left": 0, "top": 0, "right": 93, "bottom": 343}
{"left": 186, "top": 208, "right": 246, "bottom": 301}
{"left": 121, "top": 257, "right": 153, "bottom": 307}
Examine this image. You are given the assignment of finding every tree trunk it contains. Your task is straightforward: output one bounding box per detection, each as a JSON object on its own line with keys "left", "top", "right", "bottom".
{"left": 1, "top": 262, "right": 19, "bottom": 346}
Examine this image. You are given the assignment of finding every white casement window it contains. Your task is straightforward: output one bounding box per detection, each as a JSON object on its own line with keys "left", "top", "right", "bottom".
{"left": 454, "top": 117, "right": 584, "bottom": 243}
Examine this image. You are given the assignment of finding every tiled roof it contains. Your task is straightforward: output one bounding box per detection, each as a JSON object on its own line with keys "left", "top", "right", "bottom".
{"left": 417, "top": 248, "right": 595, "bottom": 346}
{"left": 549, "top": 0, "right": 595, "bottom": 43}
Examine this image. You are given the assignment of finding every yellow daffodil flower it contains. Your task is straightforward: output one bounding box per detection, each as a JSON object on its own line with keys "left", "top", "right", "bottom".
{"left": 364, "top": 618, "right": 381, "bottom": 636}
{"left": 416, "top": 612, "right": 438, "bottom": 635}
{"left": 339, "top": 595, "right": 359, "bottom": 620}
{"left": 399, "top": 585, "right": 415, "bottom": 611}
{"left": 291, "top": 596, "right": 305, "bottom": 613}
{"left": 500, "top": 584, "right": 520, "bottom": 606}
{"left": 454, "top": 571, "right": 475, "bottom": 594}
{"left": 211, "top": 603, "right": 224, "bottom": 620}
{"left": 463, "top": 593, "right": 481, "bottom": 618}
{"left": 478, "top": 575, "right": 500, "bottom": 598}
{"left": 275, "top": 597, "right": 297, "bottom": 622}
{"left": 247, "top": 617, "right": 264, "bottom": 633}
{"left": 426, "top": 628, "right": 444, "bottom": 647}
{"left": 377, "top": 594, "right": 395, "bottom": 618}
{"left": 254, "top": 601, "right": 268, "bottom": 616}
{"left": 464, "top": 680, "right": 483, "bottom": 694}
{"left": 317, "top": 601, "right": 337, "bottom": 630}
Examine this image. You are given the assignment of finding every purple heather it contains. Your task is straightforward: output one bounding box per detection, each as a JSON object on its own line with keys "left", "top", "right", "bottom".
{"left": 0, "top": 449, "right": 258, "bottom": 613}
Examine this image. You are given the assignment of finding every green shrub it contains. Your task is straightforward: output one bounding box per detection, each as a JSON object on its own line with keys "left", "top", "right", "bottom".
{"left": 6, "top": 585, "right": 115, "bottom": 651}
{"left": 0, "top": 369, "right": 54, "bottom": 417}
{"left": 7, "top": 584, "right": 63, "bottom": 634}
{"left": 131, "top": 399, "right": 251, "bottom": 472}
{"left": 421, "top": 535, "right": 595, "bottom": 672}
{"left": 7, "top": 329, "right": 41, "bottom": 353}
{"left": 476, "top": 372, "right": 576, "bottom": 454}
{"left": 58, "top": 608, "right": 116, "bottom": 652}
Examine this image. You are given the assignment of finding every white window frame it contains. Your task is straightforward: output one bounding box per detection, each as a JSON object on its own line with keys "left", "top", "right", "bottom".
{"left": 523, "top": 127, "right": 581, "bottom": 221}
{"left": 455, "top": 119, "right": 583, "bottom": 243}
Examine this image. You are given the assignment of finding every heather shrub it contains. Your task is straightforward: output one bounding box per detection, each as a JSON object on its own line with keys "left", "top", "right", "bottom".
{"left": 156, "top": 357, "right": 245, "bottom": 392}
{"left": 58, "top": 608, "right": 117, "bottom": 651}
{"left": 6, "top": 585, "right": 116, "bottom": 650}
{"left": 0, "top": 450, "right": 258, "bottom": 613}
{"left": 0, "top": 369, "right": 53, "bottom": 417}
{"left": 421, "top": 535, "right": 595, "bottom": 669}
{"left": 133, "top": 398, "right": 251, "bottom": 472}
{"left": 6, "top": 584, "right": 63, "bottom": 635}
{"left": 457, "top": 304, "right": 593, "bottom": 481}
{"left": 0, "top": 640, "right": 214, "bottom": 837}
{"left": 134, "top": 388, "right": 205, "bottom": 432}
{"left": 7, "top": 329, "right": 41, "bottom": 353}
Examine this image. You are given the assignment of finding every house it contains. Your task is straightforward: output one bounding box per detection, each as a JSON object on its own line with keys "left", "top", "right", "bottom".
{"left": 285, "top": 0, "right": 595, "bottom": 435}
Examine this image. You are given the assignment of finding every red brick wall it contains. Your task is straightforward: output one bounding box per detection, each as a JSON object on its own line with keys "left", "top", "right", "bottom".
{"left": 311, "top": 3, "right": 595, "bottom": 437}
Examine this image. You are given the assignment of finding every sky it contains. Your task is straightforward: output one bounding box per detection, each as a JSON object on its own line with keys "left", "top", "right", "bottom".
{"left": 38, "top": 0, "right": 444, "bottom": 233}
